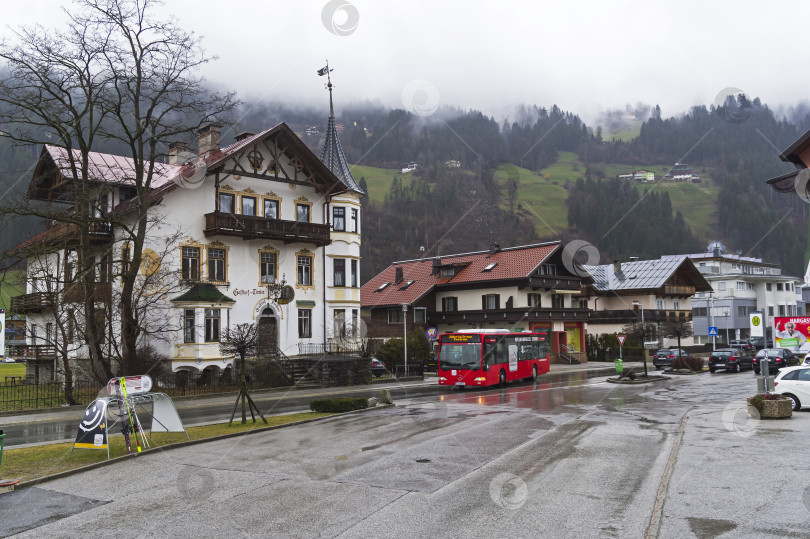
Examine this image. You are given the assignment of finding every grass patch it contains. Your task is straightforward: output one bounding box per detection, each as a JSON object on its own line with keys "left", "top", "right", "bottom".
{"left": 494, "top": 164, "right": 569, "bottom": 236}
{"left": 0, "top": 270, "right": 25, "bottom": 311}
{"left": 0, "top": 363, "right": 26, "bottom": 383}
{"left": 536, "top": 151, "right": 587, "bottom": 185}
{"left": 349, "top": 164, "right": 416, "bottom": 202}
{"left": 0, "top": 412, "right": 332, "bottom": 482}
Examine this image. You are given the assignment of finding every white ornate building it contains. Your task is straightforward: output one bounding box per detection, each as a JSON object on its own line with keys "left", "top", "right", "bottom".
{"left": 11, "top": 96, "right": 363, "bottom": 375}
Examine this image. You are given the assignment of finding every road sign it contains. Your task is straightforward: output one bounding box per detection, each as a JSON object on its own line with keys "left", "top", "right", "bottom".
{"left": 749, "top": 313, "right": 763, "bottom": 337}
{"left": 708, "top": 326, "right": 718, "bottom": 336}
{"left": 617, "top": 334, "right": 626, "bottom": 346}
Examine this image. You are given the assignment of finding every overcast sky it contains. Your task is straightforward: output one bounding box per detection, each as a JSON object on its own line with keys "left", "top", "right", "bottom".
{"left": 3, "top": 0, "right": 808, "bottom": 124}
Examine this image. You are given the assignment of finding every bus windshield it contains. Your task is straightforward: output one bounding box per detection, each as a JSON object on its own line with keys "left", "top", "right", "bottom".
{"left": 440, "top": 344, "right": 481, "bottom": 370}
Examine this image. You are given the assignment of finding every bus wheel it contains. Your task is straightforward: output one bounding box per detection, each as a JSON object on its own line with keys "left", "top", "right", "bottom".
{"left": 531, "top": 365, "right": 538, "bottom": 382}
{"left": 499, "top": 370, "right": 506, "bottom": 387}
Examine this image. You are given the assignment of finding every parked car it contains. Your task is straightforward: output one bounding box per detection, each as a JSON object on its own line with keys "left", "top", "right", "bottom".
{"left": 653, "top": 349, "right": 689, "bottom": 370}
{"left": 709, "top": 348, "right": 754, "bottom": 373}
{"left": 748, "top": 337, "right": 766, "bottom": 349}
{"left": 1, "top": 357, "right": 18, "bottom": 363}
{"left": 773, "top": 365, "right": 810, "bottom": 410}
{"left": 753, "top": 348, "right": 800, "bottom": 375}
{"left": 729, "top": 340, "right": 755, "bottom": 351}
{"left": 370, "top": 358, "right": 387, "bottom": 377}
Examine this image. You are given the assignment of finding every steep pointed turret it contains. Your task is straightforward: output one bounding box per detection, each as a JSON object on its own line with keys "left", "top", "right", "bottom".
{"left": 319, "top": 63, "right": 364, "bottom": 194}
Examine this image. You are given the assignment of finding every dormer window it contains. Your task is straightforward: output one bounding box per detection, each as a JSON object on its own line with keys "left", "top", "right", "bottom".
{"left": 376, "top": 282, "right": 390, "bottom": 292}
{"left": 482, "top": 262, "right": 498, "bottom": 272}
{"left": 440, "top": 267, "right": 455, "bottom": 277}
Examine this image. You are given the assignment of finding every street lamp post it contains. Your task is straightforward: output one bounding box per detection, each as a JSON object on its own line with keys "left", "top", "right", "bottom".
{"left": 633, "top": 301, "right": 648, "bottom": 376}
{"left": 401, "top": 303, "right": 408, "bottom": 377}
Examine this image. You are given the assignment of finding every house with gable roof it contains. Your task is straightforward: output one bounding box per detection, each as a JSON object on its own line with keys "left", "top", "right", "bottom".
{"left": 9, "top": 88, "right": 363, "bottom": 378}
{"left": 581, "top": 257, "right": 712, "bottom": 347}
{"left": 361, "top": 242, "right": 593, "bottom": 363}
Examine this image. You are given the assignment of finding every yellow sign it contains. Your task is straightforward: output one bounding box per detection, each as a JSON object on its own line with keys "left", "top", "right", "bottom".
{"left": 752, "top": 315, "right": 761, "bottom": 326}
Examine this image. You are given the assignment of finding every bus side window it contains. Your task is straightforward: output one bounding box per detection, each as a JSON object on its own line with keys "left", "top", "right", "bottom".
{"left": 482, "top": 343, "right": 494, "bottom": 371}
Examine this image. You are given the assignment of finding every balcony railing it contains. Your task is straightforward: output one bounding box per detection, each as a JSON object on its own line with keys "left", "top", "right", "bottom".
{"left": 588, "top": 309, "right": 692, "bottom": 324}
{"left": 10, "top": 292, "right": 54, "bottom": 314}
{"left": 662, "top": 285, "right": 696, "bottom": 296}
{"left": 23, "top": 220, "right": 113, "bottom": 251}
{"left": 298, "top": 342, "right": 363, "bottom": 357}
{"left": 204, "top": 212, "right": 332, "bottom": 246}
{"left": 7, "top": 345, "right": 57, "bottom": 360}
{"left": 62, "top": 282, "right": 112, "bottom": 304}
{"left": 429, "top": 307, "right": 590, "bottom": 325}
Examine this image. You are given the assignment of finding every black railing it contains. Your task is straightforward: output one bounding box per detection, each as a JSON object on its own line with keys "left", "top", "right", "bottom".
{"left": 204, "top": 211, "right": 331, "bottom": 245}
{"left": 298, "top": 342, "right": 363, "bottom": 357}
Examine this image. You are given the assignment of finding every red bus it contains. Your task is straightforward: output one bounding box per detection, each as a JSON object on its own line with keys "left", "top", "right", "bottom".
{"left": 437, "top": 330, "right": 550, "bottom": 387}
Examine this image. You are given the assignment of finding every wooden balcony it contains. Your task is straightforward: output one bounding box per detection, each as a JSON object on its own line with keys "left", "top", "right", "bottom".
{"left": 62, "top": 282, "right": 112, "bottom": 304}
{"left": 588, "top": 309, "right": 692, "bottom": 324}
{"left": 7, "top": 345, "right": 57, "bottom": 360}
{"left": 428, "top": 307, "right": 590, "bottom": 325}
{"left": 204, "top": 212, "right": 332, "bottom": 246}
{"left": 10, "top": 292, "right": 54, "bottom": 314}
{"left": 19, "top": 220, "right": 113, "bottom": 252}
{"left": 662, "top": 285, "right": 696, "bottom": 296}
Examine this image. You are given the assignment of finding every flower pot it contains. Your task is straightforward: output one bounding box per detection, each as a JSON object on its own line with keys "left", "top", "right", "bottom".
{"left": 747, "top": 396, "right": 792, "bottom": 419}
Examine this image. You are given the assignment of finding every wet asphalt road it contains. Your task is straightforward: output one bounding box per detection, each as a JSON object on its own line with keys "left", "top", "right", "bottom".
{"left": 2, "top": 368, "right": 810, "bottom": 538}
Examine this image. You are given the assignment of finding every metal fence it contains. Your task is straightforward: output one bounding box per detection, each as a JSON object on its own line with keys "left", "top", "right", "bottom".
{"left": 0, "top": 360, "right": 290, "bottom": 412}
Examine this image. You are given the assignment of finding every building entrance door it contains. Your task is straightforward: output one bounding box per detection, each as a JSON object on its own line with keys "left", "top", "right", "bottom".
{"left": 257, "top": 311, "right": 278, "bottom": 355}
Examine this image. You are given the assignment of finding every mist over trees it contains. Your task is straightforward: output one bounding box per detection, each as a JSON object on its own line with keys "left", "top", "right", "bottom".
{"left": 2, "top": 75, "right": 809, "bottom": 281}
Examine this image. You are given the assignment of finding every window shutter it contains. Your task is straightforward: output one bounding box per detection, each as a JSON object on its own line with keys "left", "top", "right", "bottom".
{"left": 496, "top": 295, "right": 501, "bottom": 309}
{"left": 482, "top": 295, "right": 487, "bottom": 310}
{"left": 442, "top": 297, "right": 446, "bottom": 311}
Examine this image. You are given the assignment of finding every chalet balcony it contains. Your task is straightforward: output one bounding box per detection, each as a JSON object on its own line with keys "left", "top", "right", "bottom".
{"left": 18, "top": 220, "right": 113, "bottom": 252}
{"left": 204, "top": 212, "right": 332, "bottom": 246}
{"left": 62, "top": 282, "right": 113, "bottom": 304}
{"left": 588, "top": 309, "right": 692, "bottom": 324}
{"left": 662, "top": 285, "right": 696, "bottom": 296}
{"left": 428, "top": 307, "right": 591, "bottom": 325}
{"left": 7, "top": 344, "right": 57, "bottom": 360}
{"left": 10, "top": 292, "right": 55, "bottom": 314}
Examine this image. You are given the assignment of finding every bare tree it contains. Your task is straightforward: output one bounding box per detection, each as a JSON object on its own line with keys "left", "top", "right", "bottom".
{"left": 621, "top": 320, "right": 657, "bottom": 376}
{"left": 0, "top": 0, "right": 237, "bottom": 380}
{"left": 221, "top": 323, "right": 266, "bottom": 425}
{"left": 661, "top": 319, "right": 694, "bottom": 359}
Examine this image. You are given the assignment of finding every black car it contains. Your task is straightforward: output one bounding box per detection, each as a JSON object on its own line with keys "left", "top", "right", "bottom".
{"left": 753, "top": 348, "right": 799, "bottom": 375}
{"left": 653, "top": 349, "right": 689, "bottom": 370}
{"left": 729, "top": 340, "right": 755, "bottom": 351}
{"left": 370, "top": 358, "right": 387, "bottom": 377}
{"left": 709, "top": 348, "right": 754, "bottom": 373}
{"left": 748, "top": 337, "right": 766, "bottom": 350}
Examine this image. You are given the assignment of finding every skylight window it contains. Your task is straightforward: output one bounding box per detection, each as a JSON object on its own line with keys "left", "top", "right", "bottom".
{"left": 400, "top": 280, "right": 415, "bottom": 290}
{"left": 482, "top": 262, "right": 498, "bottom": 272}
{"left": 375, "top": 282, "right": 390, "bottom": 292}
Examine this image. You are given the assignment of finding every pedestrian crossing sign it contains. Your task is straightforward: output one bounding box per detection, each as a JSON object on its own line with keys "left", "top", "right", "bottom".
{"left": 708, "top": 326, "right": 718, "bottom": 336}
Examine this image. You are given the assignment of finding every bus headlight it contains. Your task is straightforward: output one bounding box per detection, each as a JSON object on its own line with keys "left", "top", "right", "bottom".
{"left": 473, "top": 377, "right": 486, "bottom": 382}
{"left": 439, "top": 376, "right": 447, "bottom": 381}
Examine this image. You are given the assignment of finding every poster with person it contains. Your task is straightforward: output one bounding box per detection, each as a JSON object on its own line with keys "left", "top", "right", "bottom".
{"left": 773, "top": 317, "right": 810, "bottom": 349}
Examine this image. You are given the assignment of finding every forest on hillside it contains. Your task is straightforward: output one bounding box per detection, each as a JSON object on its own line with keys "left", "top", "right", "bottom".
{"left": 2, "top": 92, "right": 809, "bottom": 279}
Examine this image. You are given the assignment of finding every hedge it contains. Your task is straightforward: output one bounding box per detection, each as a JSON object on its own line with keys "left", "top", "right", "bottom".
{"left": 310, "top": 397, "right": 369, "bottom": 413}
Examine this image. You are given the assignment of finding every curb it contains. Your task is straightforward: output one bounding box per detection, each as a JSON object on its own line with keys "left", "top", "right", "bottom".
{"left": 8, "top": 404, "right": 395, "bottom": 491}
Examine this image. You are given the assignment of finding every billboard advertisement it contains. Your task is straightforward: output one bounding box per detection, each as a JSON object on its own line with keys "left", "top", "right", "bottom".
{"left": 773, "top": 317, "right": 810, "bottom": 349}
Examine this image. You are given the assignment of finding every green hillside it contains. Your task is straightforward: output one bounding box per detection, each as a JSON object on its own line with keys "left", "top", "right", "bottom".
{"left": 349, "top": 164, "right": 416, "bottom": 201}
{"left": 0, "top": 271, "right": 24, "bottom": 312}
{"left": 354, "top": 152, "right": 720, "bottom": 245}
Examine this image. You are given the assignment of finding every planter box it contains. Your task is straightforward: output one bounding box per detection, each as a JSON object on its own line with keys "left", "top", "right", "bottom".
{"left": 747, "top": 397, "right": 792, "bottom": 419}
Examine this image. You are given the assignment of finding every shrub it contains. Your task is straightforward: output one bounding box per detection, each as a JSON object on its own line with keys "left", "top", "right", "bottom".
{"left": 672, "top": 355, "right": 704, "bottom": 371}
{"left": 310, "top": 397, "right": 369, "bottom": 413}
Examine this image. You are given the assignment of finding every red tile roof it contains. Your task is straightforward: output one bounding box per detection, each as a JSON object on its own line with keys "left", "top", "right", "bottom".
{"left": 361, "top": 242, "right": 561, "bottom": 307}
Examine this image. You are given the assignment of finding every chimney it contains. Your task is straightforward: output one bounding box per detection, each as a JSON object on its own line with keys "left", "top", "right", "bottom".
{"left": 489, "top": 242, "right": 501, "bottom": 256}
{"left": 395, "top": 267, "right": 404, "bottom": 285}
{"left": 613, "top": 260, "right": 621, "bottom": 273}
{"left": 234, "top": 131, "right": 255, "bottom": 142}
{"left": 629, "top": 256, "right": 639, "bottom": 262}
{"left": 432, "top": 258, "right": 441, "bottom": 275}
{"left": 713, "top": 246, "right": 721, "bottom": 257}
{"left": 168, "top": 142, "right": 188, "bottom": 165}
{"left": 197, "top": 123, "right": 222, "bottom": 156}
